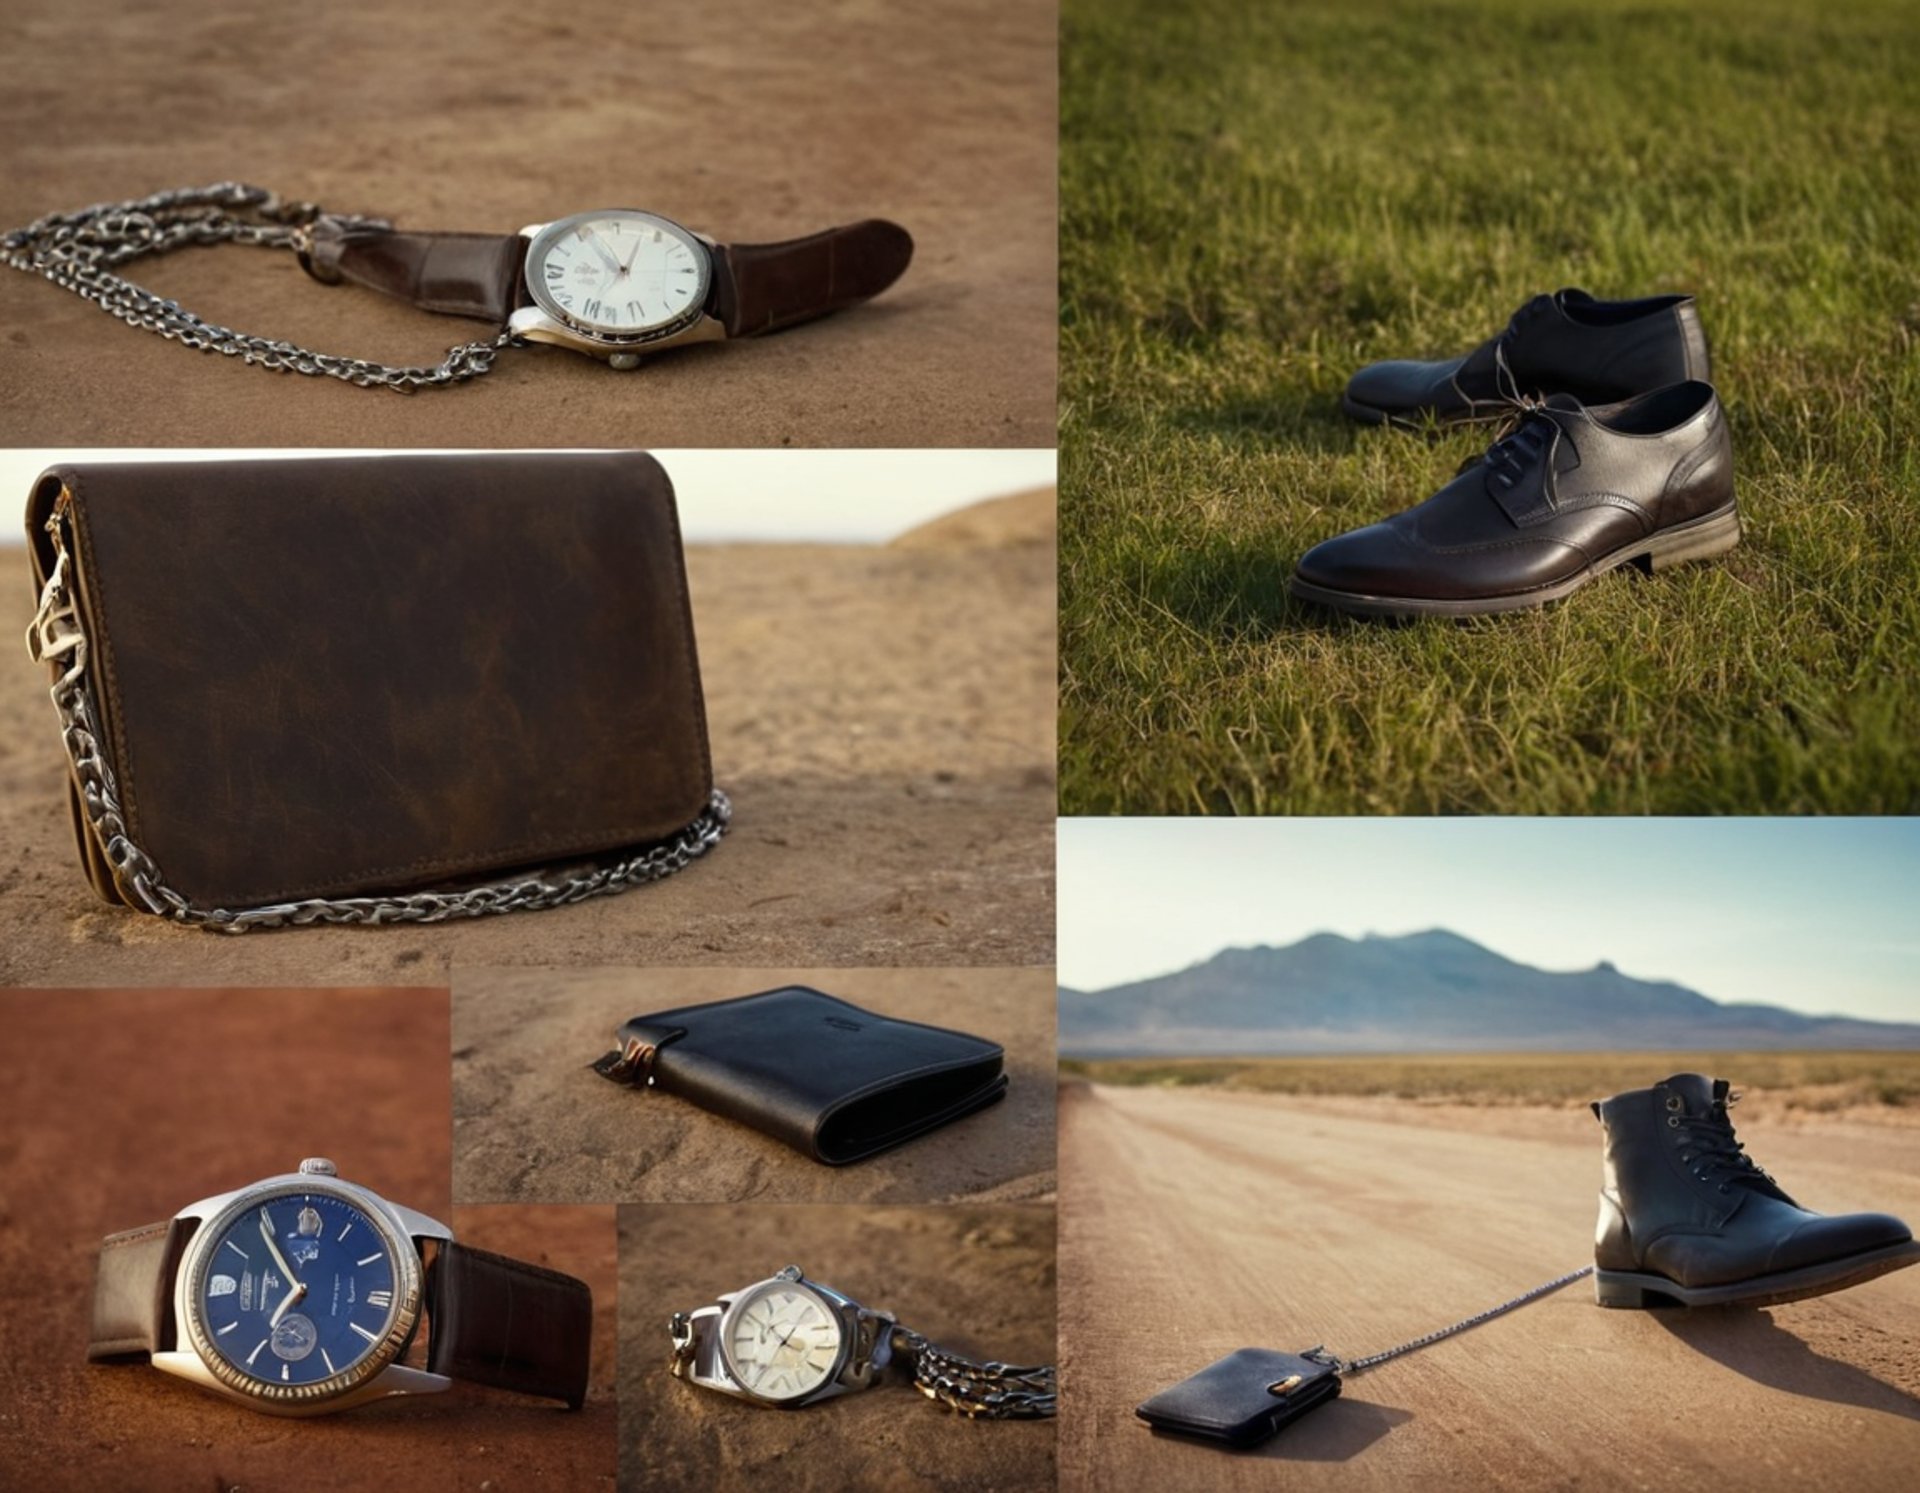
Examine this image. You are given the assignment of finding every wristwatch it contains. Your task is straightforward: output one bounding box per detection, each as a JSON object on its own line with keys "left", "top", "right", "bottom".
{"left": 670, "top": 1265, "right": 1056, "bottom": 1419}
{"left": 3, "top": 184, "right": 914, "bottom": 391}
{"left": 87, "top": 1157, "right": 592, "bottom": 1415}
{"left": 297, "top": 205, "right": 914, "bottom": 369}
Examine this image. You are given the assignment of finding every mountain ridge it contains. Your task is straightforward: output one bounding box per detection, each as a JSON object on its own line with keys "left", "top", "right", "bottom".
{"left": 1058, "top": 929, "right": 1920, "bottom": 1056}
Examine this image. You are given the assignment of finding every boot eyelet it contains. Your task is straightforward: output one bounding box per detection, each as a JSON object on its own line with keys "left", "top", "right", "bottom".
{"left": 1667, "top": 1116, "right": 1680, "bottom": 1128}
{"left": 1666, "top": 1096, "right": 1683, "bottom": 1112}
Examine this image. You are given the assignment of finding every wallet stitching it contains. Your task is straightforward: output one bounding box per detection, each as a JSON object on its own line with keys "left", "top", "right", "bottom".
{"left": 64, "top": 459, "right": 714, "bottom": 906}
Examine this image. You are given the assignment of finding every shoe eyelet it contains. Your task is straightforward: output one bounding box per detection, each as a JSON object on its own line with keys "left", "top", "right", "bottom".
{"left": 1666, "top": 1096, "right": 1683, "bottom": 1112}
{"left": 1667, "top": 1116, "right": 1680, "bottom": 1128}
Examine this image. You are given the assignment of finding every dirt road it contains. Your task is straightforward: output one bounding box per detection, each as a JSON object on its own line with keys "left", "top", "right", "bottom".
{"left": 1060, "top": 1083, "right": 1920, "bottom": 1491}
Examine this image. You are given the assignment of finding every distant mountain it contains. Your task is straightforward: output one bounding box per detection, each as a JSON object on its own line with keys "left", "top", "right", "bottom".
{"left": 1058, "top": 930, "right": 1920, "bottom": 1056}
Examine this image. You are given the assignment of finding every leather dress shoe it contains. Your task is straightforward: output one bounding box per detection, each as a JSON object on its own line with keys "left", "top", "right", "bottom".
{"left": 1344, "top": 289, "right": 1711, "bottom": 427}
{"left": 1590, "top": 1073, "right": 1919, "bottom": 1309}
{"left": 1291, "top": 380, "right": 1738, "bottom": 618}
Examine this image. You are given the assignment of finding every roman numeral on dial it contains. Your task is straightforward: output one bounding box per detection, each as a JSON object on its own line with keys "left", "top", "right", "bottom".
{"left": 366, "top": 1290, "right": 393, "bottom": 1309}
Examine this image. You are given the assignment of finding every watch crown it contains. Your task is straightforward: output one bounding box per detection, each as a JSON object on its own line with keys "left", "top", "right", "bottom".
{"left": 297, "top": 1157, "right": 337, "bottom": 1176}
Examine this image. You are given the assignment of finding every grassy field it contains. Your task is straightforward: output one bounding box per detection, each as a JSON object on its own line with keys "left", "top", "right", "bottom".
{"left": 1060, "top": 0, "right": 1920, "bottom": 813}
{"left": 1060, "top": 1051, "right": 1920, "bottom": 1109}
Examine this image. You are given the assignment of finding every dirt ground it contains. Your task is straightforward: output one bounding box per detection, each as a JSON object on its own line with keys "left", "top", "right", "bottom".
{"left": 0, "top": 987, "right": 617, "bottom": 1492}
{"left": 1059, "top": 1082, "right": 1920, "bottom": 1492}
{"left": 0, "top": 0, "right": 1056, "bottom": 448}
{"left": 0, "top": 492, "right": 1056, "bottom": 984}
{"left": 453, "top": 966, "right": 1057, "bottom": 1206}
{"left": 619, "top": 1203, "right": 1056, "bottom": 1493}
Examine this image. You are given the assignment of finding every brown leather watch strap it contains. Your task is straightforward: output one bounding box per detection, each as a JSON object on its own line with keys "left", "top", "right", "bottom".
{"left": 426, "top": 1241, "right": 592, "bottom": 1410}
{"left": 709, "top": 219, "right": 913, "bottom": 338}
{"left": 87, "top": 1218, "right": 198, "bottom": 1362}
{"left": 300, "top": 217, "right": 527, "bottom": 325}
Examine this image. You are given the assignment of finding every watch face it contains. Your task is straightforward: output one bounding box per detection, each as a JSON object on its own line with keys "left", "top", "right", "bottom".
{"left": 524, "top": 210, "right": 711, "bottom": 341}
{"left": 188, "top": 1187, "right": 410, "bottom": 1402}
{"left": 720, "top": 1281, "right": 847, "bottom": 1403}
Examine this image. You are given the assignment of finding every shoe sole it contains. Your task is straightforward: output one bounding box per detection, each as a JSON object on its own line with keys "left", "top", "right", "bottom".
{"left": 1593, "top": 1238, "right": 1920, "bottom": 1310}
{"left": 1288, "top": 501, "right": 1742, "bottom": 620}
{"left": 1340, "top": 392, "right": 1502, "bottom": 431}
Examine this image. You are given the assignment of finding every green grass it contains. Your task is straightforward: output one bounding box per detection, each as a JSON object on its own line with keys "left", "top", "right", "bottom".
{"left": 1060, "top": 0, "right": 1920, "bottom": 813}
{"left": 1059, "top": 1051, "right": 1920, "bottom": 1109}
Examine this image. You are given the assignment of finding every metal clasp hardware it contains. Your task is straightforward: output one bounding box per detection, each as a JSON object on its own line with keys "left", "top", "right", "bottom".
{"left": 1267, "top": 1374, "right": 1303, "bottom": 1397}
{"left": 590, "top": 1036, "right": 659, "bottom": 1085}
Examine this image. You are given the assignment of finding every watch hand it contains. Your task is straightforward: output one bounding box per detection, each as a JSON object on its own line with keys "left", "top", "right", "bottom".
{"left": 258, "top": 1209, "right": 301, "bottom": 1287}
{"left": 268, "top": 1278, "right": 307, "bottom": 1328}
{"left": 584, "top": 234, "right": 621, "bottom": 277}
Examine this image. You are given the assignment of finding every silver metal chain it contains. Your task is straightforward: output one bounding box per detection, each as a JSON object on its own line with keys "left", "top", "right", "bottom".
{"left": 1307, "top": 1265, "right": 1594, "bottom": 1376}
{"left": 893, "top": 1326, "right": 1057, "bottom": 1420}
{"left": 2, "top": 182, "right": 513, "bottom": 392}
{"left": 26, "top": 499, "right": 730, "bottom": 933}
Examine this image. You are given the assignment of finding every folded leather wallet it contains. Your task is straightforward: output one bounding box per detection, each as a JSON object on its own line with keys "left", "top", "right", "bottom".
{"left": 591, "top": 985, "right": 1009, "bottom": 1164}
{"left": 1135, "top": 1349, "right": 1342, "bottom": 1447}
{"left": 23, "top": 451, "right": 728, "bottom": 929}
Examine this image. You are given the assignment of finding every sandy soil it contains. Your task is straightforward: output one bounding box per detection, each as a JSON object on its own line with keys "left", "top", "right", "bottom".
{"left": 0, "top": 0, "right": 1056, "bottom": 448}
{"left": 1059, "top": 1082, "right": 1920, "bottom": 1492}
{"left": 0, "top": 987, "right": 617, "bottom": 1492}
{"left": 453, "top": 966, "right": 1057, "bottom": 1206}
{"left": 0, "top": 493, "right": 1056, "bottom": 983}
{"left": 619, "top": 1203, "right": 1056, "bottom": 1492}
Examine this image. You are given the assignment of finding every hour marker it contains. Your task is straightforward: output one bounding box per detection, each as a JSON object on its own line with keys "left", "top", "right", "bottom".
{"left": 366, "top": 1290, "right": 392, "bottom": 1309}
{"left": 259, "top": 1208, "right": 275, "bottom": 1235}
{"left": 626, "top": 301, "right": 642, "bottom": 319}
{"left": 281, "top": 1364, "right": 290, "bottom": 1382}
{"left": 350, "top": 1322, "right": 381, "bottom": 1345}
{"left": 321, "top": 1348, "right": 337, "bottom": 1374}
{"left": 546, "top": 266, "right": 563, "bottom": 280}
{"left": 248, "top": 1339, "right": 268, "bottom": 1365}
{"left": 337, "top": 1222, "right": 353, "bottom": 1242}
{"left": 584, "top": 298, "right": 603, "bottom": 319}
{"left": 223, "top": 1240, "right": 249, "bottom": 1260}
{"left": 356, "top": 1253, "right": 381, "bottom": 1267}
{"left": 216, "top": 1321, "right": 239, "bottom": 1336}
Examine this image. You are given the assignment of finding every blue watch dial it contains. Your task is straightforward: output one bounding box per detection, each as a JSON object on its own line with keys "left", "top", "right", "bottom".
{"left": 196, "top": 1191, "right": 398, "bottom": 1387}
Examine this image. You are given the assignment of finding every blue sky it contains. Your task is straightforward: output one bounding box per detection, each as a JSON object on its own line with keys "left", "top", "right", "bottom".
{"left": 1058, "top": 818, "right": 1920, "bottom": 1024}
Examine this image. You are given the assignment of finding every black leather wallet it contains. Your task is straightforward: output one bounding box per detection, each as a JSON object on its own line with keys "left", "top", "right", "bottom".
{"left": 591, "top": 985, "right": 1009, "bottom": 1164}
{"left": 1135, "top": 1349, "right": 1342, "bottom": 1447}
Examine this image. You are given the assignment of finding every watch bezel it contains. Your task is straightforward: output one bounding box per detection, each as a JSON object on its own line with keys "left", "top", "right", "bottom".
{"left": 716, "top": 1276, "right": 853, "bottom": 1405}
{"left": 177, "top": 1177, "right": 422, "bottom": 1409}
{"left": 522, "top": 209, "right": 713, "bottom": 346}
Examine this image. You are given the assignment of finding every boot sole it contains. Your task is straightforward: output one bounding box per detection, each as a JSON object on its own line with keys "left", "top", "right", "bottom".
{"left": 1289, "top": 501, "right": 1741, "bottom": 620}
{"left": 1593, "top": 1238, "right": 1920, "bottom": 1310}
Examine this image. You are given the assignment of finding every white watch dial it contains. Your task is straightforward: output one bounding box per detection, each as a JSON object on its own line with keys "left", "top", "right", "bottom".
{"left": 724, "top": 1284, "right": 844, "bottom": 1401}
{"left": 526, "top": 210, "right": 708, "bottom": 338}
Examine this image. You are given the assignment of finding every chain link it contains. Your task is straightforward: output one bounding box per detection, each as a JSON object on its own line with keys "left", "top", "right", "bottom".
{"left": 1307, "top": 1265, "right": 1594, "bottom": 1377}
{"left": 27, "top": 501, "right": 729, "bottom": 933}
{"left": 3, "top": 182, "right": 514, "bottom": 392}
{"left": 893, "top": 1325, "right": 1057, "bottom": 1420}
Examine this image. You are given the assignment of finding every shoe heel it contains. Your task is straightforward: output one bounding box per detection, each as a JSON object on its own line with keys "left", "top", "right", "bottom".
{"left": 1594, "top": 1271, "right": 1664, "bottom": 1309}
{"left": 1634, "top": 505, "right": 1742, "bottom": 575}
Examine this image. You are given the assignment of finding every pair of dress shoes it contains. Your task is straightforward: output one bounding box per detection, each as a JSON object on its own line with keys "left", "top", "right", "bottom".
{"left": 1291, "top": 290, "right": 1739, "bottom": 618}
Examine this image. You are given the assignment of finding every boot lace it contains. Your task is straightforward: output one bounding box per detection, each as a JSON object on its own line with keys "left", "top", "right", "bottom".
{"left": 1672, "top": 1092, "right": 1776, "bottom": 1194}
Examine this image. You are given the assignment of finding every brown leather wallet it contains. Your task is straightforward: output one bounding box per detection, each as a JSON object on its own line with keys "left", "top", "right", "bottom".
{"left": 23, "top": 451, "right": 729, "bottom": 929}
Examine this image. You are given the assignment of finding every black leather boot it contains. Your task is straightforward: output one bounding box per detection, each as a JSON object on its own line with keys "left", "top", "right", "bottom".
{"left": 1344, "top": 289, "right": 1711, "bottom": 427}
{"left": 1591, "top": 1073, "right": 1919, "bottom": 1309}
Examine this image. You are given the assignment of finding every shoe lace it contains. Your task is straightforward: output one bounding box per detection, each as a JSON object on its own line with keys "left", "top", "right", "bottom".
{"left": 1672, "top": 1091, "right": 1776, "bottom": 1194}
{"left": 1447, "top": 293, "right": 1553, "bottom": 417}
